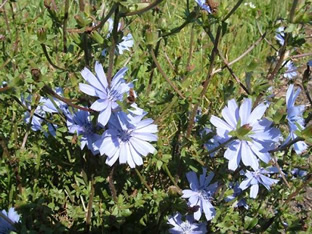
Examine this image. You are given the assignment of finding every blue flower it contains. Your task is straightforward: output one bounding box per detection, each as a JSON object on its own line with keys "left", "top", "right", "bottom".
{"left": 182, "top": 168, "right": 217, "bottom": 221}
{"left": 0, "top": 207, "right": 20, "bottom": 233}
{"left": 167, "top": 212, "right": 207, "bottom": 234}
{"left": 283, "top": 61, "right": 298, "bottom": 80}
{"left": 285, "top": 84, "right": 307, "bottom": 154}
{"left": 239, "top": 167, "right": 279, "bottom": 198}
{"left": 101, "top": 18, "right": 134, "bottom": 56}
{"left": 275, "top": 27, "right": 285, "bottom": 46}
{"left": 195, "top": 0, "right": 212, "bottom": 13}
{"left": 117, "top": 33, "right": 134, "bottom": 55}
{"left": 308, "top": 60, "right": 312, "bottom": 67}
{"left": 94, "top": 112, "right": 157, "bottom": 168}
{"left": 79, "top": 62, "right": 132, "bottom": 127}
{"left": 23, "top": 95, "right": 45, "bottom": 132}
{"left": 225, "top": 182, "right": 249, "bottom": 209}
{"left": 210, "top": 98, "right": 281, "bottom": 171}
{"left": 66, "top": 110, "right": 101, "bottom": 155}
{"left": 291, "top": 168, "right": 307, "bottom": 178}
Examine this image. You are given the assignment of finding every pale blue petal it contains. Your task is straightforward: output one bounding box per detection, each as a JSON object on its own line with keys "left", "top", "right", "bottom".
{"left": 186, "top": 171, "right": 199, "bottom": 191}
{"left": 250, "top": 184, "right": 259, "bottom": 198}
{"left": 239, "top": 98, "right": 252, "bottom": 125}
{"left": 95, "top": 61, "right": 108, "bottom": 89}
{"left": 98, "top": 104, "right": 112, "bottom": 126}
{"left": 79, "top": 83, "right": 97, "bottom": 96}
{"left": 91, "top": 99, "right": 109, "bottom": 112}
{"left": 247, "top": 103, "right": 267, "bottom": 125}
{"left": 210, "top": 115, "right": 233, "bottom": 131}
{"left": 81, "top": 67, "right": 105, "bottom": 90}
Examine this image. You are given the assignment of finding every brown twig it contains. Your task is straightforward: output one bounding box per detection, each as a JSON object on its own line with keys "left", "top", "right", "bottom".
{"left": 43, "top": 86, "right": 94, "bottom": 112}
{"left": 107, "top": 6, "right": 119, "bottom": 84}
{"left": 186, "top": 26, "right": 222, "bottom": 137}
{"left": 108, "top": 165, "right": 118, "bottom": 203}
{"left": 149, "top": 48, "right": 185, "bottom": 99}
{"left": 212, "top": 32, "right": 266, "bottom": 75}
{"left": 122, "top": 0, "right": 164, "bottom": 17}
{"left": 62, "top": 0, "right": 69, "bottom": 53}
{"left": 41, "top": 44, "right": 66, "bottom": 71}
{"left": 217, "top": 51, "right": 250, "bottom": 94}
{"left": 285, "top": 173, "right": 312, "bottom": 204}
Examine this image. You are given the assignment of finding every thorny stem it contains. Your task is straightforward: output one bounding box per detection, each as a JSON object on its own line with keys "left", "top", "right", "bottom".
{"left": 186, "top": 25, "right": 222, "bottom": 137}
{"left": 186, "top": 26, "right": 194, "bottom": 71}
{"left": 122, "top": 0, "right": 164, "bottom": 16}
{"left": 135, "top": 168, "right": 153, "bottom": 193}
{"left": 150, "top": 48, "right": 185, "bottom": 99}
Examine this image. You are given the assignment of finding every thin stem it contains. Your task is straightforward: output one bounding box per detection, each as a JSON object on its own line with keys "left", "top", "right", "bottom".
{"left": 162, "top": 164, "right": 181, "bottom": 192}
{"left": 41, "top": 44, "right": 66, "bottom": 71}
{"left": 206, "top": 137, "right": 236, "bottom": 156}
{"left": 222, "top": 0, "right": 244, "bottom": 22}
{"left": 186, "top": 26, "right": 194, "bottom": 71}
{"left": 108, "top": 165, "right": 118, "bottom": 203}
{"left": 186, "top": 25, "right": 222, "bottom": 137}
{"left": 43, "top": 86, "right": 94, "bottom": 112}
{"left": 62, "top": 0, "right": 69, "bottom": 53}
{"left": 150, "top": 48, "right": 185, "bottom": 99}
{"left": 123, "top": 0, "right": 164, "bottom": 16}
{"left": 85, "top": 177, "right": 95, "bottom": 231}
{"left": 217, "top": 51, "right": 250, "bottom": 94}
{"left": 212, "top": 32, "right": 266, "bottom": 75}
{"left": 272, "top": 156, "right": 290, "bottom": 188}
{"left": 269, "top": 137, "right": 304, "bottom": 153}
{"left": 0, "top": 0, "right": 9, "bottom": 9}
{"left": 285, "top": 173, "right": 312, "bottom": 204}
{"left": 107, "top": 6, "right": 119, "bottom": 83}
{"left": 135, "top": 168, "right": 153, "bottom": 193}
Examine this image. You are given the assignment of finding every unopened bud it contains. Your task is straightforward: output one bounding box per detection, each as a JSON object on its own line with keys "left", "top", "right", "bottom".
{"left": 145, "top": 28, "right": 158, "bottom": 46}
{"left": 90, "top": 30, "right": 104, "bottom": 44}
{"left": 236, "top": 124, "right": 252, "bottom": 138}
{"left": 37, "top": 28, "right": 47, "bottom": 42}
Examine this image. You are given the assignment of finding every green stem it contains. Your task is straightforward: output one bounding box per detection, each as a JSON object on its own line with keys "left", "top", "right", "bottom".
{"left": 135, "top": 168, "right": 153, "bottom": 193}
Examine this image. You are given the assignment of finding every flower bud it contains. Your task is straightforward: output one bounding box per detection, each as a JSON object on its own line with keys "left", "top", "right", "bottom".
{"left": 90, "top": 30, "right": 104, "bottom": 44}
{"left": 37, "top": 27, "right": 47, "bottom": 43}
{"left": 236, "top": 124, "right": 252, "bottom": 138}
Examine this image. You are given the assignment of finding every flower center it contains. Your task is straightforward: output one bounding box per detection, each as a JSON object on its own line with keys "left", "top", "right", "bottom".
{"left": 199, "top": 189, "right": 212, "bottom": 201}
{"left": 118, "top": 129, "right": 131, "bottom": 142}
{"left": 83, "top": 122, "right": 94, "bottom": 135}
{"left": 181, "top": 221, "right": 192, "bottom": 234}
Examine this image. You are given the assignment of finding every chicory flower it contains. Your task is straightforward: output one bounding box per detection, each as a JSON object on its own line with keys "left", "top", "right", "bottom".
{"left": 239, "top": 167, "right": 279, "bottom": 198}
{"left": 210, "top": 98, "right": 280, "bottom": 171}
{"left": 94, "top": 112, "right": 157, "bottom": 168}
{"left": 285, "top": 84, "right": 307, "bottom": 154}
{"left": 167, "top": 212, "right": 207, "bottom": 234}
{"left": 0, "top": 207, "right": 20, "bottom": 233}
{"left": 79, "top": 62, "right": 132, "bottom": 127}
{"left": 182, "top": 168, "right": 218, "bottom": 221}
